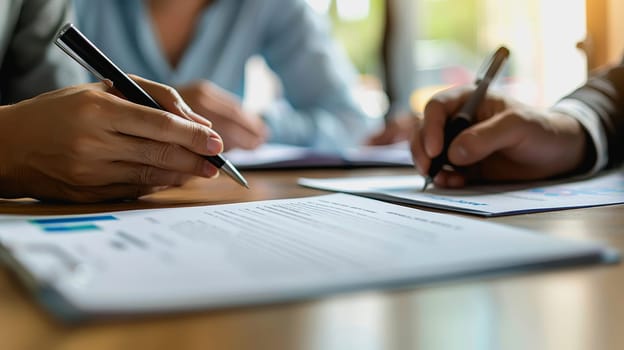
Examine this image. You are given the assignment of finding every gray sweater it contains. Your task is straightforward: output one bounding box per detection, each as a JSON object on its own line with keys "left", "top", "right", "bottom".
{"left": 0, "top": 0, "right": 84, "bottom": 104}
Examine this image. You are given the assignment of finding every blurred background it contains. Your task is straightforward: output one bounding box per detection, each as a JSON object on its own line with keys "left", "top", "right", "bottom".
{"left": 245, "top": 0, "right": 624, "bottom": 121}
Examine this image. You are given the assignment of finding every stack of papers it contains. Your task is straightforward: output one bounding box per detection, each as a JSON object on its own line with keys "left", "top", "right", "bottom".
{"left": 0, "top": 194, "right": 616, "bottom": 320}
{"left": 299, "top": 171, "right": 624, "bottom": 216}
{"left": 224, "top": 143, "right": 413, "bottom": 169}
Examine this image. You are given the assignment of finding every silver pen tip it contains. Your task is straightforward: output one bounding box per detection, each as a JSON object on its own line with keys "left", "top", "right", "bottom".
{"left": 422, "top": 177, "right": 432, "bottom": 192}
{"left": 220, "top": 160, "right": 249, "bottom": 189}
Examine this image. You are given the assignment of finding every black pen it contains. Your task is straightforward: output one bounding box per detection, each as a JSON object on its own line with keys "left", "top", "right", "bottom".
{"left": 54, "top": 23, "right": 248, "bottom": 189}
{"left": 422, "top": 46, "right": 509, "bottom": 191}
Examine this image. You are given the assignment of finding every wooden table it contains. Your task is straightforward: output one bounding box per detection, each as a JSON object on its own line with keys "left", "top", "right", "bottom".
{"left": 1, "top": 169, "right": 622, "bottom": 350}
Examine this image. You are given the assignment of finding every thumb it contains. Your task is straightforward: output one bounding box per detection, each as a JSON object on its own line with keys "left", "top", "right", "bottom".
{"left": 448, "top": 112, "right": 526, "bottom": 166}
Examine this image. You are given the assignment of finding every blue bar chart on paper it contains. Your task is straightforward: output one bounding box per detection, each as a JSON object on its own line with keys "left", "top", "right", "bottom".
{"left": 30, "top": 216, "right": 118, "bottom": 233}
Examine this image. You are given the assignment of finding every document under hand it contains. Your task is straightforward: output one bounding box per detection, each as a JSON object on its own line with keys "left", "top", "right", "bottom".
{"left": 0, "top": 194, "right": 616, "bottom": 320}
{"left": 299, "top": 171, "right": 624, "bottom": 216}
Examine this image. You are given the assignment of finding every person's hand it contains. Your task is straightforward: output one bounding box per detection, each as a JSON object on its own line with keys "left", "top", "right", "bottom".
{"left": 0, "top": 76, "right": 224, "bottom": 202}
{"left": 177, "top": 81, "right": 268, "bottom": 150}
{"left": 366, "top": 111, "right": 420, "bottom": 145}
{"left": 411, "top": 87, "right": 592, "bottom": 188}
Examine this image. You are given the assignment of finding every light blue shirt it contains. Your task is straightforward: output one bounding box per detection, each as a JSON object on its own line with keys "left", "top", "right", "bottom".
{"left": 74, "top": 0, "right": 370, "bottom": 151}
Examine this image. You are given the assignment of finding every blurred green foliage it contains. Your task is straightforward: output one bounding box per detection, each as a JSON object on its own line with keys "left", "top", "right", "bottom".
{"left": 328, "top": 0, "right": 385, "bottom": 74}
{"left": 424, "top": 0, "right": 478, "bottom": 49}
{"left": 328, "top": 0, "right": 480, "bottom": 73}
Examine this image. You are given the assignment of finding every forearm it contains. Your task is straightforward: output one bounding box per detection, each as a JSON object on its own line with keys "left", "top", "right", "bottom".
{"left": 261, "top": 0, "right": 371, "bottom": 150}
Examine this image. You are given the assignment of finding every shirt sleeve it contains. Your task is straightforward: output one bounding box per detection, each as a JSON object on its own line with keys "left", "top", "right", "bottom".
{"left": 259, "top": 0, "right": 371, "bottom": 151}
{"left": 0, "top": 0, "right": 85, "bottom": 104}
{"left": 551, "top": 62, "right": 624, "bottom": 173}
{"left": 550, "top": 99, "right": 607, "bottom": 174}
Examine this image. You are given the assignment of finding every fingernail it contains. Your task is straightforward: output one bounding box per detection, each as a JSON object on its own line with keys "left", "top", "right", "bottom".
{"left": 425, "top": 139, "right": 436, "bottom": 158}
{"left": 424, "top": 143, "right": 432, "bottom": 157}
{"left": 450, "top": 144, "right": 468, "bottom": 162}
{"left": 207, "top": 132, "right": 223, "bottom": 154}
{"left": 203, "top": 162, "right": 216, "bottom": 177}
{"left": 413, "top": 160, "right": 424, "bottom": 175}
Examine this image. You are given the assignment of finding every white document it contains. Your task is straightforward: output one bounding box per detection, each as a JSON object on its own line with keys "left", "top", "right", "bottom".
{"left": 0, "top": 214, "right": 46, "bottom": 221}
{"left": 299, "top": 172, "right": 624, "bottom": 216}
{"left": 224, "top": 143, "right": 413, "bottom": 169}
{"left": 0, "top": 194, "right": 615, "bottom": 320}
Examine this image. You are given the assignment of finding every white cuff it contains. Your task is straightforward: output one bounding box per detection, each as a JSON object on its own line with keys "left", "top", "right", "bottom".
{"left": 550, "top": 99, "right": 608, "bottom": 174}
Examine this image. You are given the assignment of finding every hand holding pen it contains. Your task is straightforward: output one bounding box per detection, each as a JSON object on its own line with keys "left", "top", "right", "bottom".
{"left": 421, "top": 47, "right": 509, "bottom": 190}
{"left": 55, "top": 23, "right": 248, "bottom": 188}
{"left": 412, "top": 46, "right": 591, "bottom": 188}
